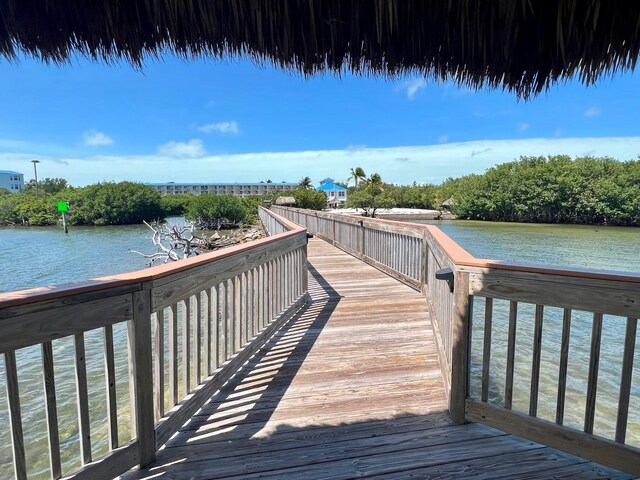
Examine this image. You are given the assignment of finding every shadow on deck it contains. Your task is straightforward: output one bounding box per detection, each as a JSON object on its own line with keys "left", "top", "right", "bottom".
{"left": 123, "top": 239, "right": 632, "bottom": 479}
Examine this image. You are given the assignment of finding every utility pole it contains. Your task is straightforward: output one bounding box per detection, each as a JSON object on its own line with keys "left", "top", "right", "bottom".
{"left": 31, "top": 159, "right": 40, "bottom": 196}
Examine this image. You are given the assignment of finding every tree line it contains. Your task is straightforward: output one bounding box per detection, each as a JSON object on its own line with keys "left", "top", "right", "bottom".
{"left": 0, "top": 179, "right": 327, "bottom": 227}
{"left": 438, "top": 155, "right": 640, "bottom": 225}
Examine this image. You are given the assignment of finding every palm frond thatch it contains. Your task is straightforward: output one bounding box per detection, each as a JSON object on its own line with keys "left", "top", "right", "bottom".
{"left": 1, "top": 1, "right": 639, "bottom": 98}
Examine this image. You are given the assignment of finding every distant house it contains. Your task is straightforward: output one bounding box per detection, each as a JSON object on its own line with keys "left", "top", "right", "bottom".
{"left": 0, "top": 170, "right": 24, "bottom": 193}
{"left": 316, "top": 178, "right": 348, "bottom": 208}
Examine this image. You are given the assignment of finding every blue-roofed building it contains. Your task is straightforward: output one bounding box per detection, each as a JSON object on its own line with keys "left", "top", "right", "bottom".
{"left": 0, "top": 170, "right": 24, "bottom": 193}
{"left": 316, "top": 180, "right": 348, "bottom": 208}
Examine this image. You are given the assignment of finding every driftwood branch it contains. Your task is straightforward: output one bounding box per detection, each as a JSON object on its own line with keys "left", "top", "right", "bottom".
{"left": 129, "top": 220, "right": 205, "bottom": 266}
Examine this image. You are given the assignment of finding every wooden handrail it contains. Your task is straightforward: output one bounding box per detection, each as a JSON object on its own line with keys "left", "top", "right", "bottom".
{"left": 0, "top": 207, "right": 309, "bottom": 480}
{"left": 272, "top": 205, "right": 640, "bottom": 477}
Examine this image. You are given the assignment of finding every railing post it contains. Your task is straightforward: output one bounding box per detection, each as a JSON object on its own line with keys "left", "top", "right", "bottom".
{"left": 128, "top": 283, "right": 156, "bottom": 466}
{"left": 450, "top": 270, "right": 470, "bottom": 423}
{"left": 359, "top": 220, "right": 365, "bottom": 257}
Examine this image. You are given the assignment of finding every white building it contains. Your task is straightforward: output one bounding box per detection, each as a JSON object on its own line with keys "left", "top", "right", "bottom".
{"left": 0, "top": 170, "right": 24, "bottom": 193}
{"left": 145, "top": 182, "right": 297, "bottom": 197}
{"left": 316, "top": 178, "right": 348, "bottom": 208}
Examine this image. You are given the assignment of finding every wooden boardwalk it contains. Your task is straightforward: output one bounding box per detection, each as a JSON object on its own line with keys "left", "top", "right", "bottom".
{"left": 123, "top": 239, "right": 632, "bottom": 480}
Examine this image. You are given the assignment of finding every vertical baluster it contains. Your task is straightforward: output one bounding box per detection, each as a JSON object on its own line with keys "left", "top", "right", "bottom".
{"left": 168, "top": 304, "right": 178, "bottom": 407}
{"left": 194, "top": 293, "right": 202, "bottom": 385}
{"left": 217, "top": 283, "right": 226, "bottom": 366}
{"left": 153, "top": 312, "right": 164, "bottom": 420}
{"left": 226, "top": 279, "right": 234, "bottom": 357}
{"left": 103, "top": 325, "right": 118, "bottom": 450}
{"left": 556, "top": 308, "right": 572, "bottom": 425}
{"left": 74, "top": 333, "right": 91, "bottom": 464}
{"left": 5, "top": 350, "right": 26, "bottom": 480}
{"left": 209, "top": 286, "right": 218, "bottom": 372}
{"left": 243, "top": 271, "right": 250, "bottom": 344}
{"left": 253, "top": 267, "right": 260, "bottom": 335}
{"left": 202, "top": 289, "right": 210, "bottom": 376}
{"left": 584, "top": 313, "right": 603, "bottom": 434}
{"left": 481, "top": 297, "right": 493, "bottom": 402}
{"left": 182, "top": 298, "right": 191, "bottom": 397}
{"left": 616, "top": 317, "right": 637, "bottom": 443}
{"left": 504, "top": 301, "right": 518, "bottom": 410}
{"left": 42, "top": 341, "right": 62, "bottom": 478}
{"left": 302, "top": 246, "right": 308, "bottom": 295}
{"left": 529, "top": 305, "right": 544, "bottom": 416}
{"left": 260, "top": 263, "right": 267, "bottom": 329}
{"left": 246, "top": 270, "right": 253, "bottom": 342}
{"left": 234, "top": 275, "right": 242, "bottom": 352}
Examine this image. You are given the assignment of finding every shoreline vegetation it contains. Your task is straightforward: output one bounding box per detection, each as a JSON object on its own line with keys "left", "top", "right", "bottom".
{"left": 1, "top": 154, "right": 638, "bottom": 228}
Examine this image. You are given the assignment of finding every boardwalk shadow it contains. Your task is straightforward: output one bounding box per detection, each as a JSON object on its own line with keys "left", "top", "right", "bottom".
{"left": 124, "top": 259, "right": 632, "bottom": 480}
{"left": 144, "top": 262, "right": 343, "bottom": 449}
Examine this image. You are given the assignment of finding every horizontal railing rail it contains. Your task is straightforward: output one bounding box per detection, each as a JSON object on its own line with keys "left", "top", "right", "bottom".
{"left": 0, "top": 207, "right": 308, "bottom": 480}
{"left": 272, "top": 205, "right": 640, "bottom": 476}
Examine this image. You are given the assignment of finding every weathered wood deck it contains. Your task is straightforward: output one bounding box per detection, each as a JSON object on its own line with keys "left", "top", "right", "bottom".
{"left": 123, "top": 238, "right": 632, "bottom": 479}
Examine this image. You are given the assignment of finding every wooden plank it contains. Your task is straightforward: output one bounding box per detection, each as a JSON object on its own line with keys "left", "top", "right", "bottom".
{"left": 64, "top": 440, "right": 139, "bottom": 480}
{"left": 529, "top": 304, "right": 544, "bottom": 417}
{"left": 5, "top": 350, "right": 26, "bottom": 480}
{"left": 481, "top": 297, "right": 493, "bottom": 403}
{"left": 0, "top": 292, "right": 133, "bottom": 354}
{"left": 504, "top": 300, "right": 518, "bottom": 410}
{"left": 154, "top": 293, "right": 309, "bottom": 448}
{"left": 556, "top": 308, "right": 571, "bottom": 425}
{"left": 466, "top": 399, "right": 640, "bottom": 476}
{"left": 74, "top": 332, "right": 92, "bottom": 464}
{"left": 252, "top": 267, "right": 260, "bottom": 337}
{"left": 103, "top": 325, "right": 119, "bottom": 450}
{"left": 153, "top": 311, "right": 164, "bottom": 420}
{"left": 616, "top": 317, "right": 637, "bottom": 443}
{"left": 227, "top": 279, "right": 235, "bottom": 355}
{"left": 449, "top": 271, "right": 470, "bottom": 424}
{"left": 584, "top": 312, "right": 603, "bottom": 434}
{"left": 128, "top": 287, "right": 156, "bottom": 467}
{"left": 234, "top": 275, "right": 241, "bottom": 352}
{"left": 467, "top": 269, "right": 640, "bottom": 318}
{"left": 42, "top": 341, "right": 62, "bottom": 479}
{"left": 167, "top": 304, "right": 178, "bottom": 407}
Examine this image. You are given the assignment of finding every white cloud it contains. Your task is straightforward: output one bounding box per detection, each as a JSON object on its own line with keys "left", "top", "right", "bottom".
{"left": 157, "top": 139, "right": 206, "bottom": 158}
{"left": 397, "top": 79, "right": 427, "bottom": 100}
{"left": 82, "top": 130, "right": 113, "bottom": 147}
{"left": 197, "top": 121, "right": 240, "bottom": 135}
{"left": 517, "top": 122, "right": 530, "bottom": 132}
{"left": 583, "top": 107, "right": 602, "bottom": 117}
{"left": 438, "top": 135, "right": 449, "bottom": 143}
{"left": 3, "top": 137, "right": 640, "bottom": 187}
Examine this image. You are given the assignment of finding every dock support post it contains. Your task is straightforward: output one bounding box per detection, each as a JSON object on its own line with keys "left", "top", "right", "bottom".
{"left": 450, "top": 271, "right": 470, "bottom": 424}
{"left": 128, "top": 283, "right": 156, "bottom": 467}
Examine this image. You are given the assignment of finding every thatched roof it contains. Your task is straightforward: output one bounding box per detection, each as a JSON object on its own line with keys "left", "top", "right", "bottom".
{"left": 275, "top": 196, "right": 296, "bottom": 206}
{"left": 2, "top": 1, "right": 639, "bottom": 97}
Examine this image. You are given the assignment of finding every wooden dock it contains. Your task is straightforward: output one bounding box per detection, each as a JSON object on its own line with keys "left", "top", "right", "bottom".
{"left": 122, "top": 239, "right": 631, "bottom": 479}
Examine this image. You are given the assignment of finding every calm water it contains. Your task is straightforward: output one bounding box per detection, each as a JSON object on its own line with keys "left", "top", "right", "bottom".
{"left": 1, "top": 220, "right": 639, "bottom": 477}
{"left": 416, "top": 220, "right": 640, "bottom": 450}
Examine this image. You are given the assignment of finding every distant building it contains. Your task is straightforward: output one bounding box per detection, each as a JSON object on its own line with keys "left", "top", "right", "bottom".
{"left": 0, "top": 170, "right": 24, "bottom": 193}
{"left": 316, "top": 178, "right": 348, "bottom": 208}
{"left": 145, "top": 182, "right": 297, "bottom": 197}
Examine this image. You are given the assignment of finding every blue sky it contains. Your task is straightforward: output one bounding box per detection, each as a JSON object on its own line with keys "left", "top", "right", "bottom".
{"left": 1, "top": 54, "right": 639, "bottom": 186}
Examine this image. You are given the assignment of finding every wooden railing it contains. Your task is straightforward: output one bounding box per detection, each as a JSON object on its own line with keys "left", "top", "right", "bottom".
{"left": 0, "top": 207, "right": 308, "bottom": 480}
{"left": 272, "top": 206, "right": 640, "bottom": 476}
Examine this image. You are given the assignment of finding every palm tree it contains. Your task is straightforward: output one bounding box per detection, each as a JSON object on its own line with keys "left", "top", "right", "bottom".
{"left": 365, "top": 173, "right": 384, "bottom": 194}
{"left": 349, "top": 167, "right": 366, "bottom": 188}
{"left": 298, "top": 176, "right": 313, "bottom": 189}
